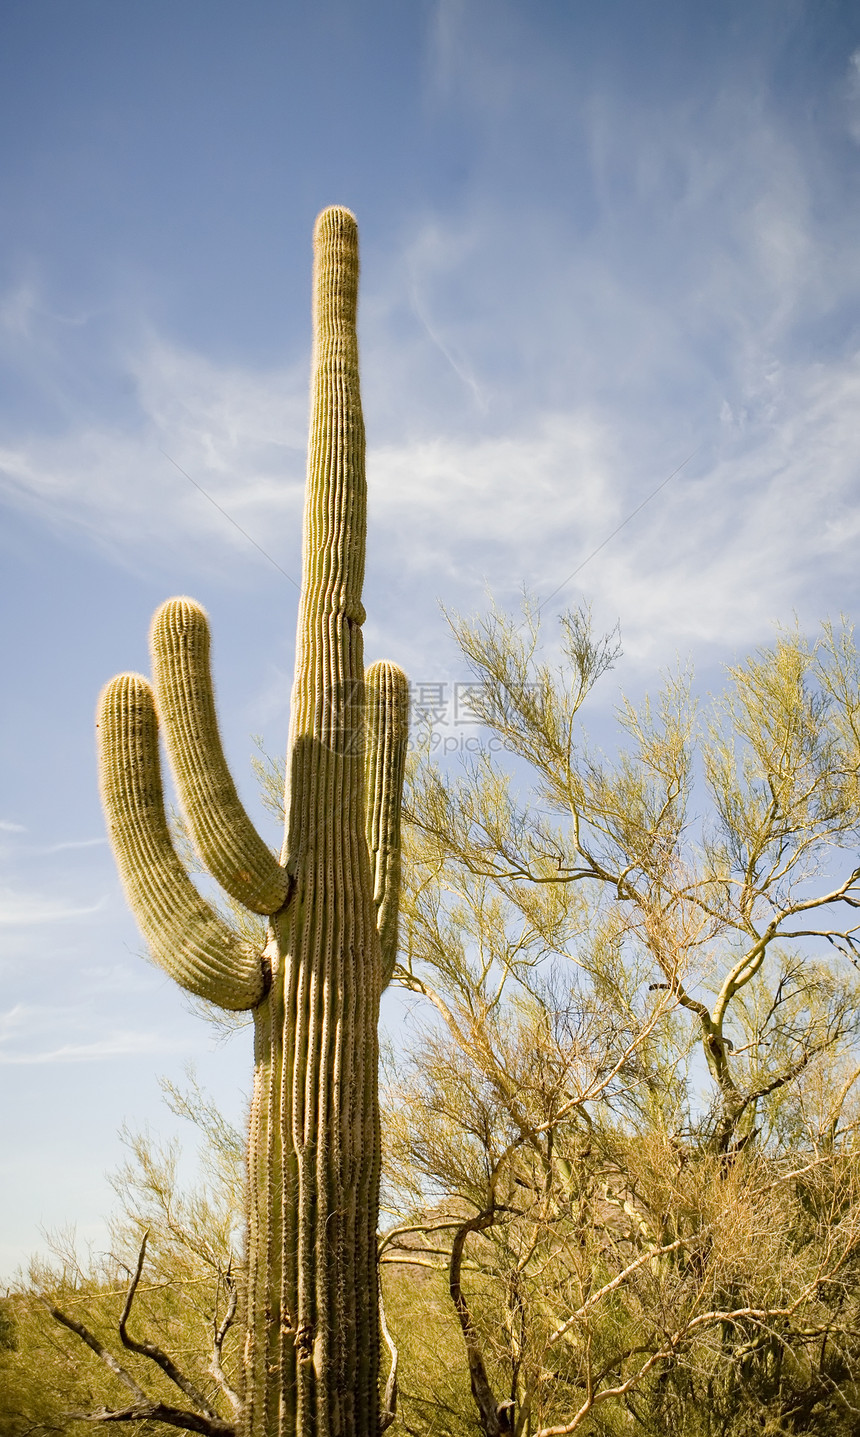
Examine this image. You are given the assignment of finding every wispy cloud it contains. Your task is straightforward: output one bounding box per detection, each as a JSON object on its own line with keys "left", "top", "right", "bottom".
{"left": 2, "top": 833, "right": 107, "bottom": 855}
{"left": 366, "top": 351, "right": 860, "bottom": 664}
{"left": 1, "top": 322, "right": 858, "bottom": 678}
{"left": 847, "top": 48, "right": 860, "bottom": 145}
{"left": 0, "top": 1030, "right": 192, "bottom": 1064}
{"left": 0, "top": 337, "right": 309, "bottom": 576}
{"left": 0, "top": 282, "right": 39, "bottom": 342}
{"left": 0, "top": 25, "right": 858, "bottom": 674}
{"left": 0, "top": 1000, "right": 204, "bottom": 1064}
{"left": 33, "top": 837, "right": 107, "bottom": 856}
{"left": 0, "top": 1004, "right": 29, "bottom": 1040}
{"left": 0, "top": 888, "right": 107, "bottom": 926}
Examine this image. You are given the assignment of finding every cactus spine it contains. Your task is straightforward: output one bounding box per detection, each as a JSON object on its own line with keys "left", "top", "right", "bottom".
{"left": 97, "top": 207, "right": 409, "bottom": 1437}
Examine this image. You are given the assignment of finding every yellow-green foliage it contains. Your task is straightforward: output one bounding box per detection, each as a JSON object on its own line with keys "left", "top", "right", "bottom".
{"left": 385, "top": 604, "right": 860, "bottom": 1436}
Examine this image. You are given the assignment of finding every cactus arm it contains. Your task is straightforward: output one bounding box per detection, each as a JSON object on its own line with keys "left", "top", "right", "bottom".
{"left": 97, "top": 675, "right": 268, "bottom": 1011}
{"left": 364, "top": 660, "right": 409, "bottom": 985}
{"left": 150, "top": 598, "right": 289, "bottom": 916}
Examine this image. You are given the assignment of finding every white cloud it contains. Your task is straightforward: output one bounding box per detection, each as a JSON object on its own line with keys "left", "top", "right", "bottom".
{"left": 0, "top": 283, "right": 39, "bottom": 342}
{"left": 0, "top": 887, "right": 106, "bottom": 926}
{"left": 1, "top": 318, "right": 858, "bottom": 680}
{"left": 848, "top": 48, "right": 860, "bottom": 145}
{"left": 0, "top": 48, "right": 858, "bottom": 676}
{"left": 2, "top": 833, "right": 107, "bottom": 855}
{"left": 0, "top": 1030, "right": 191, "bottom": 1064}
{"left": 0, "top": 337, "right": 309, "bottom": 578}
{"left": 32, "top": 837, "right": 107, "bottom": 855}
{"left": 365, "top": 348, "right": 860, "bottom": 665}
{"left": 0, "top": 1004, "right": 29, "bottom": 1040}
{"left": 369, "top": 409, "right": 615, "bottom": 572}
{"left": 0, "top": 999, "right": 206, "bottom": 1064}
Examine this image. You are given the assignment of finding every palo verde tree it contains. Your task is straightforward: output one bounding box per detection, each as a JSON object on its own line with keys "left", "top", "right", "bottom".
{"left": 407, "top": 604, "right": 860, "bottom": 1160}
{"left": 88, "top": 208, "right": 409, "bottom": 1437}
{"left": 380, "top": 603, "right": 860, "bottom": 1436}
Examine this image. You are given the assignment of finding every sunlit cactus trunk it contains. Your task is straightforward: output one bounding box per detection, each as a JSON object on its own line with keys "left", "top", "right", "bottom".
{"left": 246, "top": 207, "right": 383, "bottom": 1437}
{"left": 97, "top": 208, "right": 409, "bottom": 1437}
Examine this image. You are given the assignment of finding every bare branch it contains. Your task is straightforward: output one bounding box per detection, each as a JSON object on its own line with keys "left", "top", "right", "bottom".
{"left": 377, "top": 1217, "right": 466, "bottom": 1257}
{"left": 40, "top": 1301, "right": 149, "bottom": 1408}
{"left": 449, "top": 1204, "right": 515, "bottom": 1436}
{"left": 70, "top": 1402, "right": 233, "bottom": 1435}
{"left": 41, "top": 1234, "right": 236, "bottom": 1437}
{"left": 378, "top": 1277, "right": 398, "bottom": 1433}
{"left": 118, "top": 1233, "right": 224, "bottom": 1422}
{"left": 546, "top": 1237, "right": 688, "bottom": 1346}
{"left": 209, "top": 1268, "right": 241, "bottom": 1419}
{"left": 532, "top": 1284, "right": 833, "bottom": 1437}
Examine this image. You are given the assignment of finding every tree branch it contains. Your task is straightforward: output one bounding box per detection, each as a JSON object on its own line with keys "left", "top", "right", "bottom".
{"left": 40, "top": 1301, "right": 149, "bottom": 1409}
{"left": 378, "top": 1277, "right": 398, "bottom": 1433}
{"left": 449, "top": 1203, "right": 515, "bottom": 1436}
{"left": 118, "top": 1234, "right": 225, "bottom": 1423}
{"left": 42, "top": 1233, "right": 235, "bottom": 1437}
{"left": 209, "top": 1267, "right": 242, "bottom": 1419}
{"left": 70, "top": 1402, "right": 233, "bottom": 1435}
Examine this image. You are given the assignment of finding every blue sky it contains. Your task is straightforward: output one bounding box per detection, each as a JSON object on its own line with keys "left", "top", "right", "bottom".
{"left": 2, "top": 0, "right": 860, "bottom": 1278}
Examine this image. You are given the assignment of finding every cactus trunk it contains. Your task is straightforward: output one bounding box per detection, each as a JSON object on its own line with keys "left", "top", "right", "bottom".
{"left": 97, "top": 207, "right": 409, "bottom": 1437}
{"left": 245, "top": 206, "right": 381, "bottom": 1437}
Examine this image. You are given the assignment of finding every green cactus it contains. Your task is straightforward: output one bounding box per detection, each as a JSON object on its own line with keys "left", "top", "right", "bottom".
{"left": 97, "top": 207, "right": 409, "bottom": 1437}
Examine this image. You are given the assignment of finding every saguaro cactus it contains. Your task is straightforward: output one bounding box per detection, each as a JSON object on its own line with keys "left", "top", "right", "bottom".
{"left": 97, "top": 207, "right": 409, "bottom": 1437}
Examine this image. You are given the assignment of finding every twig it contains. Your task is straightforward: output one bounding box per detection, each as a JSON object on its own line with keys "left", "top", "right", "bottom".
{"left": 379, "top": 1278, "right": 399, "bottom": 1433}
{"left": 209, "top": 1267, "right": 242, "bottom": 1419}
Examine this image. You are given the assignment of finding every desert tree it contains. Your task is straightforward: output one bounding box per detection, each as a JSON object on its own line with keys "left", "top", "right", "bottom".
{"left": 378, "top": 602, "right": 860, "bottom": 1436}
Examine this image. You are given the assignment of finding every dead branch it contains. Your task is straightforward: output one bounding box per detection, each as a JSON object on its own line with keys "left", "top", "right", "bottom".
{"left": 40, "top": 1301, "right": 149, "bottom": 1409}
{"left": 450, "top": 1204, "right": 515, "bottom": 1436}
{"left": 42, "top": 1233, "right": 235, "bottom": 1437}
{"left": 69, "top": 1401, "right": 233, "bottom": 1435}
{"left": 378, "top": 1276, "right": 398, "bottom": 1433}
{"left": 118, "top": 1234, "right": 224, "bottom": 1422}
{"left": 209, "top": 1266, "right": 242, "bottom": 1419}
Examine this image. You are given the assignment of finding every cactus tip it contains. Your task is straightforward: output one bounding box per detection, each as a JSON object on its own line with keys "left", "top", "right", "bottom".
{"left": 313, "top": 205, "right": 358, "bottom": 249}
{"left": 151, "top": 595, "right": 208, "bottom": 640}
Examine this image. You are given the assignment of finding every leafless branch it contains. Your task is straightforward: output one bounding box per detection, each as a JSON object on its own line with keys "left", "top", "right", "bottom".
{"left": 41, "top": 1233, "right": 235, "bottom": 1437}
{"left": 40, "top": 1301, "right": 149, "bottom": 1408}
{"left": 69, "top": 1401, "right": 233, "bottom": 1435}
{"left": 449, "top": 1203, "right": 515, "bottom": 1436}
{"left": 546, "top": 1236, "right": 689, "bottom": 1346}
{"left": 118, "top": 1234, "right": 225, "bottom": 1423}
{"left": 209, "top": 1266, "right": 242, "bottom": 1419}
{"left": 378, "top": 1276, "right": 399, "bottom": 1433}
{"left": 378, "top": 1217, "right": 466, "bottom": 1257}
